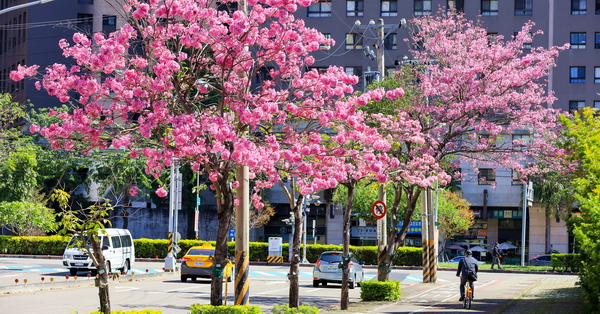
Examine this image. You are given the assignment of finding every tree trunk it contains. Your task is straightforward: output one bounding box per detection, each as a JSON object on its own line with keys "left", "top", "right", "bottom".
{"left": 379, "top": 187, "right": 421, "bottom": 280}
{"left": 288, "top": 199, "right": 303, "bottom": 308}
{"left": 341, "top": 183, "right": 355, "bottom": 310}
{"left": 210, "top": 177, "right": 234, "bottom": 306}
{"left": 90, "top": 236, "right": 111, "bottom": 314}
{"left": 97, "top": 273, "right": 111, "bottom": 314}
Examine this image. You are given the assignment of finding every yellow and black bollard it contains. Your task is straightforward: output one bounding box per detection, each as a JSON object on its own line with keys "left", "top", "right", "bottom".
{"left": 235, "top": 250, "right": 249, "bottom": 305}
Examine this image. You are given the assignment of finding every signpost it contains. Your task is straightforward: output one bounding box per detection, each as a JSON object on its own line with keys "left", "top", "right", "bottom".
{"left": 371, "top": 200, "right": 387, "bottom": 220}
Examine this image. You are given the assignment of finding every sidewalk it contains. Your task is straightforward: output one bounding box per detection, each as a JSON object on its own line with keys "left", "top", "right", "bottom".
{"left": 322, "top": 271, "right": 585, "bottom": 313}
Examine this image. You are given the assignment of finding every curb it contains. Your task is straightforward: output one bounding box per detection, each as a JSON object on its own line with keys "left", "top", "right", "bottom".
{"left": 0, "top": 271, "right": 178, "bottom": 295}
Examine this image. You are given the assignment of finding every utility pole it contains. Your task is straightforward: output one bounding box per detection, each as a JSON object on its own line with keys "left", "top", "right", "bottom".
{"left": 164, "top": 160, "right": 180, "bottom": 271}
{"left": 376, "top": 184, "right": 388, "bottom": 281}
{"left": 234, "top": 0, "right": 250, "bottom": 305}
{"left": 235, "top": 165, "right": 250, "bottom": 305}
{"left": 355, "top": 17, "right": 405, "bottom": 282}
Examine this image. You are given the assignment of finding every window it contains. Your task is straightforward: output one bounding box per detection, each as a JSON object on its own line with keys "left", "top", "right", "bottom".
{"left": 481, "top": 0, "right": 499, "bottom": 16}
{"left": 345, "top": 33, "right": 363, "bottom": 50}
{"left": 478, "top": 168, "right": 495, "bottom": 185}
{"left": 414, "top": 0, "right": 432, "bottom": 16}
{"left": 255, "top": 67, "right": 272, "bottom": 84}
{"left": 512, "top": 134, "right": 530, "bottom": 150}
{"left": 595, "top": 33, "right": 600, "bottom": 49}
{"left": 569, "top": 101, "right": 585, "bottom": 113}
{"left": 595, "top": 101, "right": 600, "bottom": 109}
{"left": 488, "top": 32, "right": 499, "bottom": 44}
{"left": 308, "top": 1, "right": 332, "bottom": 17}
{"left": 345, "top": 66, "right": 362, "bottom": 77}
{"left": 515, "top": 32, "right": 532, "bottom": 49}
{"left": 111, "top": 236, "right": 122, "bottom": 248}
{"left": 381, "top": 0, "right": 398, "bottom": 17}
{"left": 447, "top": 0, "right": 464, "bottom": 12}
{"left": 480, "top": 134, "right": 497, "bottom": 147}
{"left": 595, "top": 67, "right": 600, "bottom": 83}
{"left": 515, "top": 0, "right": 532, "bottom": 15}
{"left": 570, "top": 66, "right": 586, "bottom": 83}
{"left": 217, "top": 1, "right": 238, "bottom": 14}
{"left": 76, "top": 13, "right": 93, "bottom": 35}
{"left": 597, "top": 0, "right": 600, "bottom": 14}
{"left": 364, "top": 70, "right": 380, "bottom": 86}
{"left": 571, "top": 0, "right": 586, "bottom": 15}
{"left": 319, "top": 33, "right": 331, "bottom": 50}
{"left": 384, "top": 33, "right": 397, "bottom": 50}
{"left": 570, "top": 32, "right": 587, "bottom": 49}
{"left": 511, "top": 169, "right": 521, "bottom": 185}
{"left": 102, "top": 15, "right": 116, "bottom": 34}
{"left": 347, "top": 0, "right": 364, "bottom": 17}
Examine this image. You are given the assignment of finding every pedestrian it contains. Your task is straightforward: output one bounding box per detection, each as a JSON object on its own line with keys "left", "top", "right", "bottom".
{"left": 456, "top": 250, "right": 479, "bottom": 301}
{"left": 491, "top": 242, "right": 503, "bottom": 270}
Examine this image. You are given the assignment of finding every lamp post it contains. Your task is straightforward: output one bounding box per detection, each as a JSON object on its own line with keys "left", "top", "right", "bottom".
{"left": 0, "top": 0, "right": 54, "bottom": 15}
{"left": 301, "top": 195, "right": 319, "bottom": 264}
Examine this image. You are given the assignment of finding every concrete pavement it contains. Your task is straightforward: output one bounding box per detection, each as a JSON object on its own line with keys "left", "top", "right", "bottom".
{"left": 1, "top": 256, "right": 586, "bottom": 313}
{"left": 322, "top": 269, "right": 585, "bottom": 313}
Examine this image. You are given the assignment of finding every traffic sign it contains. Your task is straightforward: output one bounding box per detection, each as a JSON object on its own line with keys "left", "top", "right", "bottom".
{"left": 229, "top": 228, "right": 235, "bottom": 238}
{"left": 371, "top": 200, "right": 387, "bottom": 219}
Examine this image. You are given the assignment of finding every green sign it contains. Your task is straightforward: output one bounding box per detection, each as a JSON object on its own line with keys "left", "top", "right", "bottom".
{"left": 490, "top": 210, "right": 522, "bottom": 219}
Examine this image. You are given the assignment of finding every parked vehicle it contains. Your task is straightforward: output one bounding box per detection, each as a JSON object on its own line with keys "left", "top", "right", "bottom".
{"left": 529, "top": 254, "right": 552, "bottom": 266}
{"left": 448, "top": 256, "right": 486, "bottom": 265}
{"left": 180, "top": 243, "right": 233, "bottom": 282}
{"left": 312, "top": 251, "right": 364, "bottom": 289}
{"left": 62, "top": 228, "right": 135, "bottom": 276}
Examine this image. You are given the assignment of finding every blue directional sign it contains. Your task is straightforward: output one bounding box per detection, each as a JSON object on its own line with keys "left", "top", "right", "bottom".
{"left": 229, "top": 228, "right": 235, "bottom": 238}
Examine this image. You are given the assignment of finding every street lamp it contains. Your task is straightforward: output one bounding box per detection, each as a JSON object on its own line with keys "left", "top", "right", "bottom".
{"left": 0, "top": 0, "right": 54, "bottom": 15}
{"left": 301, "top": 195, "right": 320, "bottom": 264}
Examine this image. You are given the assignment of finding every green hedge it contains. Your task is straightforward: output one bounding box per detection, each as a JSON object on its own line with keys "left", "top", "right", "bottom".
{"left": 189, "top": 304, "right": 262, "bottom": 313}
{"left": 551, "top": 253, "right": 581, "bottom": 272}
{"left": 271, "top": 304, "right": 319, "bottom": 314}
{"left": 0, "top": 235, "right": 68, "bottom": 255}
{"left": 0, "top": 235, "right": 422, "bottom": 266}
{"left": 359, "top": 280, "right": 401, "bottom": 301}
{"left": 85, "top": 310, "right": 162, "bottom": 314}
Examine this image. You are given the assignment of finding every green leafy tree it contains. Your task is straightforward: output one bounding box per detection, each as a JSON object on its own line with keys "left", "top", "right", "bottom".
{"left": 0, "top": 200, "right": 57, "bottom": 235}
{"left": 437, "top": 190, "right": 473, "bottom": 258}
{"left": 0, "top": 144, "right": 40, "bottom": 202}
{"left": 27, "top": 106, "right": 88, "bottom": 200}
{"left": 52, "top": 189, "right": 114, "bottom": 314}
{"left": 558, "top": 107, "right": 600, "bottom": 311}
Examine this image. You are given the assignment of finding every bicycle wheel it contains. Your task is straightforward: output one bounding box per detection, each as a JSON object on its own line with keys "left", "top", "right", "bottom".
{"left": 467, "top": 297, "right": 472, "bottom": 309}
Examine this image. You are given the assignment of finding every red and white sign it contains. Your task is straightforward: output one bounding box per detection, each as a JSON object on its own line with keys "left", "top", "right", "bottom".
{"left": 371, "top": 200, "right": 387, "bottom": 219}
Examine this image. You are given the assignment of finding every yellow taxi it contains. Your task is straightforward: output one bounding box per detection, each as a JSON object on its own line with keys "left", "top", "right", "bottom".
{"left": 180, "top": 243, "right": 233, "bottom": 282}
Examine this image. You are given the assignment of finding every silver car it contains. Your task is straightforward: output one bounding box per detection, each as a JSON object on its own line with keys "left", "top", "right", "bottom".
{"left": 313, "top": 251, "right": 365, "bottom": 289}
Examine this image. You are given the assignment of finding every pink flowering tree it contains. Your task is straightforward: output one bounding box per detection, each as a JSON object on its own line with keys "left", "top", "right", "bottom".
{"left": 11, "top": 0, "right": 408, "bottom": 307}
{"left": 364, "top": 12, "right": 570, "bottom": 277}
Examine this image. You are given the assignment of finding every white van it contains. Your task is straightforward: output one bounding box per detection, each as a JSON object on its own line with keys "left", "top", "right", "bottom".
{"left": 62, "top": 228, "right": 135, "bottom": 276}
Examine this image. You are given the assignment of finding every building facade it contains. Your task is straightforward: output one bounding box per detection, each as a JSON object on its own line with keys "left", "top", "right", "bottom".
{"left": 1, "top": 0, "right": 594, "bottom": 260}
{"left": 288, "top": 0, "right": 593, "bottom": 259}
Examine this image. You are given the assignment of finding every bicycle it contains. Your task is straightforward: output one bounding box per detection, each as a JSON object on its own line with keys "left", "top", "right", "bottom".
{"left": 463, "top": 280, "right": 474, "bottom": 309}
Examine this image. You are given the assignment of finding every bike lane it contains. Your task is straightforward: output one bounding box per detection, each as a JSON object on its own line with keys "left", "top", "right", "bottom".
{"left": 325, "top": 269, "right": 582, "bottom": 313}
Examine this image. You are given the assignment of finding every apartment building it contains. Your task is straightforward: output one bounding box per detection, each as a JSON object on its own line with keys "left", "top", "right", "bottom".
{"left": 1, "top": 0, "right": 595, "bottom": 259}
{"left": 278, "top": 0, "right": 598, "bottom": 259}
{"left": 0, "top": 0, "right": 126, "bottom": 108}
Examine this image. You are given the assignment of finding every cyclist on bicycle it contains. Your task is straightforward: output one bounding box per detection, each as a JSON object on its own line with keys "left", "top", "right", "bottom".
{"left": 456, "top": 249, "right": 479, "bottom": 301}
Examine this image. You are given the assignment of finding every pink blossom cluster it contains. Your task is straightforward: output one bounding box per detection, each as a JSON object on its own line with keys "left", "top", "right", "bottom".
{"left": 10, "top": 0, "right": 433, "bottom": 206}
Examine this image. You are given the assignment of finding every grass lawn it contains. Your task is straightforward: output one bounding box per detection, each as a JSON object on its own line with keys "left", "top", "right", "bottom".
{"left": 438, "top": 262, "right": 557, "bottom": 272}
